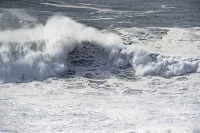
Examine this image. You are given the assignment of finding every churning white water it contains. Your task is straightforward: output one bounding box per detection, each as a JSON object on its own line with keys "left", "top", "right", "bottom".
{"left": 0, "top": 15, "right": 199, "bottom": 83}
{"left": 0, "top": 5, "right": 200, "bottom": 133}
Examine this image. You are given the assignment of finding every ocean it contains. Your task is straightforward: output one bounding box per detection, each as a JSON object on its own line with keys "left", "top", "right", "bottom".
{"left": 0, "top": 0, "right": 200, "bottom": 133}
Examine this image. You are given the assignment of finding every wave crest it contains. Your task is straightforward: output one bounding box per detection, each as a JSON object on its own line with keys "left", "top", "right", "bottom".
{"left": 0, "top": 15, "right": 199, "bottom": 83}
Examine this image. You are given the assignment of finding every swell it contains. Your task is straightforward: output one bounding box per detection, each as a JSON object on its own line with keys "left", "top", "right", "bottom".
{"left": 0, "top": 15, "right": 199, "bottom": 83}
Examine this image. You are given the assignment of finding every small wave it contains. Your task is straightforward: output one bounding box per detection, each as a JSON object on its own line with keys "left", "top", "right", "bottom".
{"left": 41, "top": 2, "right": 143, "bottom": 14}
{"left": 0, "top": 15, "right": 199, "bottom": 83}
{"left": 41, "top": 2, "right": 113, "bottom": 12}
{"left": 161, "top": 5, "right": 175, "bottom": 9}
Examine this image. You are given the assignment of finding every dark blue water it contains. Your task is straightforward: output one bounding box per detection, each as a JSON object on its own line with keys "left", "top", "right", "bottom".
{"left": 0, "top": 0, "right": 200, "bottom": 29}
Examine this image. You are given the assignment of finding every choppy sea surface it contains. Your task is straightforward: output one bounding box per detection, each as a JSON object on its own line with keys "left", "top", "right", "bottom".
{"left": 0, "top": 0, "right": 200, "bottom": 133}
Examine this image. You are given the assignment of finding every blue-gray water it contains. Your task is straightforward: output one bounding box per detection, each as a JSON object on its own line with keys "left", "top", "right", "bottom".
{"left": 0, "top": 0, "right": 200, "bottom": 29}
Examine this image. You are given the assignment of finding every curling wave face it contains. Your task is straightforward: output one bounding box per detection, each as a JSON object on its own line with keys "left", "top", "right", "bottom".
{"left": 0, "top": 15, "right": 199, "bottom": 83}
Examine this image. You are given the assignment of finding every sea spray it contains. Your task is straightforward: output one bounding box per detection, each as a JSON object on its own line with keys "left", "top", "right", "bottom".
{"left": 0, "top": 15, "right": 199, "bottom": 83}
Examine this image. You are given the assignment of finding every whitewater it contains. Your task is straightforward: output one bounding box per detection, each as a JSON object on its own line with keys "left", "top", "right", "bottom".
{"left": 0, "top": 1, "right": 200, "bottom": 133}
{"left": 0, "top": 15, "right": 199, "bottom": 83}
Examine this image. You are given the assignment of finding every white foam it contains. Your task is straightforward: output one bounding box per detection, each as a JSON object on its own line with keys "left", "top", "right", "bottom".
{"left": 117, "top": 27, "right": 200, "bottom": 57}
{"left": 0, "top": 15, "right": 199, "bottom": 83}
{"left": 0, "top": 15, "right": 124, "bottom": 83}
{"left": 131, "top": 48, "right": 199, "bottom": 77}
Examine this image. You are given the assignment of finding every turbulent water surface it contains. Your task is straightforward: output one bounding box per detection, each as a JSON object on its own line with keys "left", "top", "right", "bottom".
{"left": 0, "top": 0, "right": 200, "bottom": 133}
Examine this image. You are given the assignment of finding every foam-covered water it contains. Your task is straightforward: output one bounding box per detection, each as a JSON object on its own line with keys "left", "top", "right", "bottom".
{"left": 0, "top": 1, "right": 200, "bottom": 133}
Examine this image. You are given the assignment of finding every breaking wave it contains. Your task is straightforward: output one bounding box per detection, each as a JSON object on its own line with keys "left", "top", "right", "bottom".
{"left": 0, "top": 15, "right": 199, "bottom": 83}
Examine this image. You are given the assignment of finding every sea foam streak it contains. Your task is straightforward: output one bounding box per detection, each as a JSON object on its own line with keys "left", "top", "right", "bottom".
{"left": 0, "top": 15, "right": 199, "bottom": 83}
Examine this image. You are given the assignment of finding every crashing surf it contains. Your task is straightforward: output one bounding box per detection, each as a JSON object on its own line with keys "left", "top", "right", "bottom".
{"left": 0, "top": 15, "right": 199, "bottom": 83}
